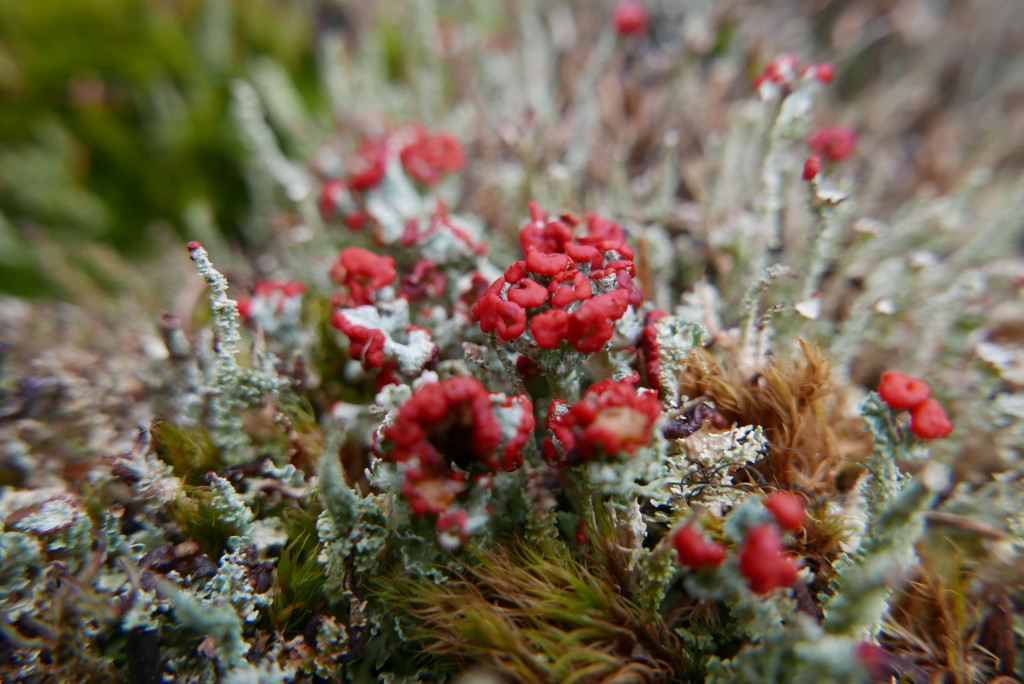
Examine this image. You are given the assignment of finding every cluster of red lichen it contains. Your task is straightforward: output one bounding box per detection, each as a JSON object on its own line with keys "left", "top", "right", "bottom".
{"left": 803, "top": 124, "right": 857, "bottom": 181}
{"left": 752, "top": 53, "right": 834, "bottom": 95}
{"left": 673, "top": 492, "right": 804, "bottom": 595}
{"left": 543, "top": 375, "right": 661, "bottom": 467}
{"left": 738, "top": 524, "right": 801, "bottom": 594}
{"left": 749, "top": 53, "right": 858, "bottom": 183}
{"left": 235, "top": 279, "right": 306, "bottom": 323}
{"left": 329, "top": 247, "right": 397, "bottom": 307}
{"left": 379, "top": 377, "right": 533, "bottom": 525}
{"left": 877, "top": 371, "right": 953, "bottom": 440}
{"left": 472, "top": 201, "right": 641, "bottom": 354}
{"left": 319, "top": 124, "right": 484, "bottom": 256}
{"left": 327, "top": 247, "right": 403, "bottom": 372}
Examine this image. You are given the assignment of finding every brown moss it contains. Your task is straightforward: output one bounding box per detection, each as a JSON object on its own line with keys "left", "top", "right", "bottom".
{"left": 675, "top": 340, "right": 867, "bottom": 495}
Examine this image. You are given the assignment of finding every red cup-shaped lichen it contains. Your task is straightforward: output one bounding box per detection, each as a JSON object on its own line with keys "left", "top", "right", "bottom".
{"left": 544, "top": 375, "right": 661, "bottom": 467}
{"left": 910, "top": 399, "right": 953, "bottom": 440}
{"left": 877, "top": 371, "right": 931, "bottom": 410}
{"left": 673, "top": 524, "right": 726, "bottom": 568}
{"left": 383, "top": 376, "right": 532, "bottom": 474}
{"left": 399, "top": 126, "right": 465, "bottom": 186}
{"left": 330, "top": 247, "right": 397, "bottom": 306}
{"left": 764, "top": 492, "right": 805, "bottom": 531}
{"left": 738, "top": 524, "right": 799, "bottom": 594}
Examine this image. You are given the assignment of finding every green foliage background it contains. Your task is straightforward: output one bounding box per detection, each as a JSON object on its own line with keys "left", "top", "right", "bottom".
{"left": 0, "top": 0, "right": 323, "bottom": 296}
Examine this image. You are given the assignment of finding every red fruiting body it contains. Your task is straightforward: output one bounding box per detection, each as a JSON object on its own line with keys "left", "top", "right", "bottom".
{"left": 400, "top": 259, "right": 447, "bottom": 301}
{"left": 426, "top": 199, "right": 487, "bottom": 255}
{"left": 237, "top": 280, "right": 306, "bottom": 322}
{"left": 753, "top": 53, "right": 800, "bottom": 92}
{"left": 383, "top": 377, "right": 531, "bottom": 474}
{"left": 525, "top": 245, "right": 571, "bottom": 275}
{"left": 472, "top": 201, "right": 641, "bottom": 355}
{"left": 612, "top": 1, "right": 647, "bottom": 38}
{"left": 319, "top": 179, "right": 366, "bottom": 232}
{"left": 764, "top": 492, "right": 805, "bottom": 531}
{"left": 855, "top": 643, "right": 889, "bottom": 681}
{"left": 910, "top": 399, "right": 953, "bottom": 440}
{"left": 348, "top": 140, "right": 389, "bottom": 191}
{"left": 402, "top": 468, "right": 465, "bottom": 517}
{"left": 802, "top": 155, "right": 822, "bottom": 181}
{"left": 548, "top": 270, "right": 593, "bottom": 308}
{"left": 330, "top": 247, "right": 397, "bottom": 305}
{"left": 529, "top": 309, "right": 570, "bottom": 349}
{"left": 809, "top": 124, "right": 857, "bottom": 162}
{"left": 640, "top": 309, "right": 665, "bottom": 390}
{"left": 399, "top": 127, "right": 465, "bottom": 186}
{"left": 498, "top": 395, "right": 536, "bottom": 472}
{"left": 475, "top": 296, "right": 527, "bottom": 341}
{"left": 566, "top": 290, "right": 629, "bottom": 353}
{"left": 381, "top": 378, "right": 532, "bottom": 516}
{"left": 331, "top": 312, "right": 388, "bottom": 368}
{"left": 436, "top": 509, "right": 469, "bottom": 537}
{"left": 235, "top": 297, "right": 254, "bottom": 321}
{"left": 374, "top": 363, "right": 402, "bottom": 391}
{"left": 544, "top": 376, "right": 662, "bottom": 467}
{"left": 516, "top": 355, "right": 542, "bottom": 378}
{"left": 187, "top": 241, "right": 202, "bottom": 251}
{"left": 252, "top": 279, "right": 306, "bottom": 301}
{"left": 738, "top": 524, "right": 799, "bottom": 594}
{"left": 506, "top": 278, "right": 549, "bottom": 308}
{"left": 813, "top": 62, "right": 835, "bottom": 84}
{"left": 575, "top": 521, "right": 588, "bottom": 546}
{"left": 319, "top": 178, "right": 345, "bottom": 217}
{"left": 673, "top": 524, "right": 726, "bottom": 568}
{"left": 877, "top": 371, "right": 931, "bottom": 410}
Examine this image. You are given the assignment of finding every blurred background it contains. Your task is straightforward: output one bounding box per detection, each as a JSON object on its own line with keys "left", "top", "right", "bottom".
{"left": 0, "top": 0, "right": 1021, "bottom": 298}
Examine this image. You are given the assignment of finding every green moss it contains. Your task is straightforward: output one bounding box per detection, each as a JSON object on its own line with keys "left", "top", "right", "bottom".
{"left": 152, "top": 422, "right": 222, "bottom": 486}
{"left": 268, "top": 504, "right": 326, "bottom": 635}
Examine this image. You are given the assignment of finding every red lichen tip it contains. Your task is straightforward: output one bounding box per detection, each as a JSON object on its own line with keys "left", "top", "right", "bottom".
{"left": 738, "top": 524, "right": 799, "bottom": 594}
{"left": 855, "top": 642, "right": 889, "bottom": 681}
{"left": 764, "top": 491, "right": 805, "bottom": 531}
{"left": 910, "top": 399, "right": 952, "bottom": 440}
{"left": 612, "top": 1, "right": 647, "bottom": 38}
{"left": 813, "top": 62, "right": 836, "bottom": 84}
{"left": 673, "top": 524, "right": 726, "bottom": 568}
{"left": 877, "top": 371, "right": 931, "bottom": 410}
{"left": 187, "top": 241, "right": 203, "bottom": 251}
{"left": 575, "top": 521, "right": 588, "bottom": 546}
{"left": 802, "top": 155, "right": 822, "bottom": 181}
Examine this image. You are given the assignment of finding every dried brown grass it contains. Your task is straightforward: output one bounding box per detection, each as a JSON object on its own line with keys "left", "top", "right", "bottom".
{"left": 676, "top": 340, "right": 867, "bottom": 495}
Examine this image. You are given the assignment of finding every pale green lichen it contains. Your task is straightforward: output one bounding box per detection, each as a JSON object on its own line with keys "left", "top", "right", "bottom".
{"left": 206, "top": 473, "right": 255, "bottom": 538}
{"left": 824, "top": 463, "right": 948, "bottom": 637}
{"left": 188, "top": 244, "right": 288, "bottom": 463}
{"left": 0, "top": 527, "right": 43, "bottom": 595}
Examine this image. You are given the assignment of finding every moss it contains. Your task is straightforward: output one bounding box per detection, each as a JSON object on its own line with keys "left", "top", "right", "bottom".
{"left": 267, "top": 503, "right": 326, "bottom": 636}
{"left": 152, "top": 421, "right": 222, "bottom": 487}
